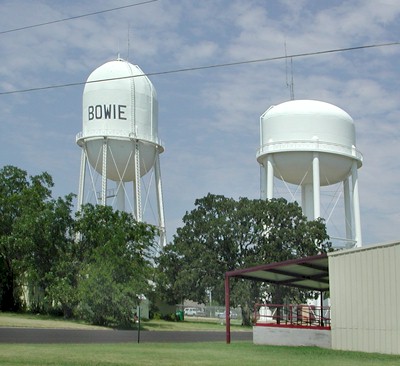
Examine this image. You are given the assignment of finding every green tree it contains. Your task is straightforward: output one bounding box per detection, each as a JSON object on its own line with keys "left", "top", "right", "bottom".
{"left": 74, "top": 204, "right": 157, "bottom": 327}
{"left": 0, "top": 165, "right": 159, "bottom": 323}
{"left": 157, "top": 194, "right": 330, "bottom": 325}
{"left": 0, "top": 165, "right": 59, "bottom": 311}
{"left": 12, "top": 193, "right": 75, "bottom": 314}
{"left": 29, "top": 195, "right": 76, "bottom": 315}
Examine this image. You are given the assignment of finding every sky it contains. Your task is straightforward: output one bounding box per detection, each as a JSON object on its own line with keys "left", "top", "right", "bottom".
{"left": 0, "top": 0, "right": 399, "bottom": 247}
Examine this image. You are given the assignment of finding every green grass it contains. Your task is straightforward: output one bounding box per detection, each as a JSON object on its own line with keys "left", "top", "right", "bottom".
{"left": 0, "top": 342, "right": 399, "bottom": 366}
{"left": 1, "top": 313, "right": 399, "bottom": 365}
{"left": 0, "top": 312, "right": 109, "bottom": 330}
{"left": 141, "top": 317, "right": 248, "bottom": 331}
{"left": 0, "top": 312, "right": 247, "bottom": 331}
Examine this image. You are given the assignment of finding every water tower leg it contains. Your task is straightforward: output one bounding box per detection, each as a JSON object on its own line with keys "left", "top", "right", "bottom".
{"left": 154, "top": 152, "right": 166, "bottom": 247}
{"left": 78, "top": 149, "right": 87, "bottom": 210}
{"left": 101, "top": 139, "right": 108, "bottom": 206}
{"left": 351, "top": 161, "right": 362, "bottom": 247}
{"left": 343, "top": 177, "right": 353, "bottom": 246}
{"left": 260, "top": 164, "right": 267, "bottom": 200}
{"left": 312, "top": 152, "right": 321, "bottom": 219}
{"left": 266, "top": 155, "right": 274, "bottom": 200}
{"left": 134, "top": 141, "right": 142, "bottom": 222}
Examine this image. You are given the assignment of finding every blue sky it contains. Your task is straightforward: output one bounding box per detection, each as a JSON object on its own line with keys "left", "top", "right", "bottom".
{"left": 0, "top": 0, "right": 399, "bottom": 246}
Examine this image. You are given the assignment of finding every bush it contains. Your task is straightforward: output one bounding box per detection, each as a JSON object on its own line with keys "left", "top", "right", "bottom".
{"left": 151, "top": 312, "right": 162, "bottom": 320}
{"left": 162, "top": 313, "right": 177, "bottom": 322}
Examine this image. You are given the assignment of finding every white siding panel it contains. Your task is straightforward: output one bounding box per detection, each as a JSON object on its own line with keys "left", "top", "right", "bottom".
{"left": 329, "top": 241, "right": 400, "bottom": 355}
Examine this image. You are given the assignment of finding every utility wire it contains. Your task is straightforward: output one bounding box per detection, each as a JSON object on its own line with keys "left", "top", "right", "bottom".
{"left": 0, "top": 41, "right": 399, "bottom": 96}
{"left": 0, "top": 0, "right": 159, "bottom": 35}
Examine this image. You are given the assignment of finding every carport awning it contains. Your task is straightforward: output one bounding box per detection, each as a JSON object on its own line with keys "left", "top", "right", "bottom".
{"left": 225, "top": 253, "right": 329, "bottom": 292}
{"left": 225, "top": 253, "right": 329, "bottom": 343}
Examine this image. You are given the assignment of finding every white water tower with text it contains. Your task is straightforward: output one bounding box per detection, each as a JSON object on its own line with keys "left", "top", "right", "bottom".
{"left": 76, "top": 57, "right": 166, "bottom": 247}
{"left": 257, "top": 100, "right": 363, "bottom": 247}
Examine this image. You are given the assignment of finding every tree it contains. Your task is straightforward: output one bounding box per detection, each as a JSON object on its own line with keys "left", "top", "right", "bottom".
{"left": 29, "top": 195, "right": 76, "bottom": 316}
{"left": 157, "top": 194, "right": 330, "bottom": 325}
{"left": 0, "top": 165, "right": 58, "bottom": 311}
{"left": 74, "top": 204, "right": 157, "bottom": 327}
{"left": 12, "top": 193, "right": 76, "bottom": 314}
{"left": 0, "top": 165, "right": 159, "bottom": 324}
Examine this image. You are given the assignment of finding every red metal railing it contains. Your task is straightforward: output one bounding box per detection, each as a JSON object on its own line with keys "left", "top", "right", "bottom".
{"left": 254, "top": 304, "right": 331, "bottom": 329}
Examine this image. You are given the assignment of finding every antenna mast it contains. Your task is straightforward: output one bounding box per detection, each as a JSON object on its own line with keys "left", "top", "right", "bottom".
{"left": 285, "top": 42, "right": 295, "bottom": 100}
{"left": 127, "top": 24, "right": 131, "bottom": 61}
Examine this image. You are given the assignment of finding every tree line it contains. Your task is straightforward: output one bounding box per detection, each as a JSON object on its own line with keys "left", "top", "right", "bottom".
{"left": 0, "top": 165, "right": 156, "bottom": 327}
{"left": 0, "top": 165, "right": 331, "bottom": 327}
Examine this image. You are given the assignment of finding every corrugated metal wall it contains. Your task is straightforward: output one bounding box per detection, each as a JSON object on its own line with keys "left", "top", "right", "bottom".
{"left": 329, "top": 241, "right": 400, "bottom": 354}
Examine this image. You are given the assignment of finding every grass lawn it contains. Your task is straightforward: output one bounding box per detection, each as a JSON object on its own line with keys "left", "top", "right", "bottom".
{"left": 1, "top": 313, "right": 399, "bottom": 365}
{"left": 142, "top": 317, "right": 248, "bottom": 331}
{"left": 0, "top": 312, "right": 247, "bottom": 331}
{"left": 1, "top": 342, "right": 400, "bottom": 366}
{"left": 0, "top": 312, "right": 109, "bottom": 330}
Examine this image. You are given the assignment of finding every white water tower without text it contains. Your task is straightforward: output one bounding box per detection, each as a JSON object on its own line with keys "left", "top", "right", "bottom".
{"left": 256, "top": 100, "right": 363, "bottom": 247}
{"left": 76, "top": 57, "right": 166, "bottom": 247}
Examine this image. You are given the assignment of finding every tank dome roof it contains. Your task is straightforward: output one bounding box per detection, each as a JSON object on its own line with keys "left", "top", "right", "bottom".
{"left": 257, "top": 99, "right": 362, "bottom": 185}
{"left": 260, "top": 99, "right": 356, "bottom": 148}
{"left": 267, "top": 99, "right": 352, "bottom": 120}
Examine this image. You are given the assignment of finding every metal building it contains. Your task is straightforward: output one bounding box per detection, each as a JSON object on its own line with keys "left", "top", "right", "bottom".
{"left": 226, "top": 242, "right": 400, "bottom": 354}
{"left": 76, "top": 57, "right": 166, "bottom": 247}
{"left": 329, "top": 241, "right": 400, "bottom": 354}
{"left": 257, "top": 100, "right": 363, "bottom": 247}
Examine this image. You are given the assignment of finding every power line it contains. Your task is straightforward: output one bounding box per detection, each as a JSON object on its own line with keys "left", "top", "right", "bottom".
{"left": 0, "top": 0, "right": 159, "bottom": 35}
{"left": 0, "top": 41, "right": 399, "bottom": 96}
{"left": 146, "top": 41, "right": 399, "bottom": 77}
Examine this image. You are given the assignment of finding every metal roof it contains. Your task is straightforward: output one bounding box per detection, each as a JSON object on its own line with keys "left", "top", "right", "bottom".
{"left": 225, "top": 253, "right": 329, "bottom": 292}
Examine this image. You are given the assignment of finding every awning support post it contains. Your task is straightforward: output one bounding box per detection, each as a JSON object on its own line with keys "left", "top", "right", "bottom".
{"left": 225, "top": 274, "right": 231, "bottom": 344}
{"left": 320, "top": 291, "right": 324, "bottom": 327}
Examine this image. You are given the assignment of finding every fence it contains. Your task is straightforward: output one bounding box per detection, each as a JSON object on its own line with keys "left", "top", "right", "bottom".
{"left": 254, "top": 304, "right": 331, "bottom": 329}
{"left": 176, "top": 305, "right": 242, "bottom": 320}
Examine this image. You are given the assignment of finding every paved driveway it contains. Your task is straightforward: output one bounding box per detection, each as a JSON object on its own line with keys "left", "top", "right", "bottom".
{"left": 0, "top": 328, "right": 252, "bottom": 344}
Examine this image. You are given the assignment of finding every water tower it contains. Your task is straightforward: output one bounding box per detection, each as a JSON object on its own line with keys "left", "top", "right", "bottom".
{"left": 256, "top": 100, "right": 363, "bottom": 247}
{"left": 76, "top": 57, "right": 166, "bottom": 247}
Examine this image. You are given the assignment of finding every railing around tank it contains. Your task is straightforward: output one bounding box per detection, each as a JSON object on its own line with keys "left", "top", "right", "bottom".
{"left": 254, "top": 304, "right": 331, "bottom": 329}
{"left": 75, "top": 130, "right": 164, "bottom": 149}
{"left": 256, "top": 139, "right": 363, "bottom": 162}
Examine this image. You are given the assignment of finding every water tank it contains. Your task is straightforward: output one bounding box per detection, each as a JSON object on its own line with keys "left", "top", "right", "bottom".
{"left": 77, "top": 58, "right": 163, "bottom": 182}
{"left": 76, "top": 57, "right": 167, "bottom": 246}
{"left": 257, "top": 99, "right": 363, "bottom": 247}
{"left": 257, "top": 100, "right": 362, "bottom": 186}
